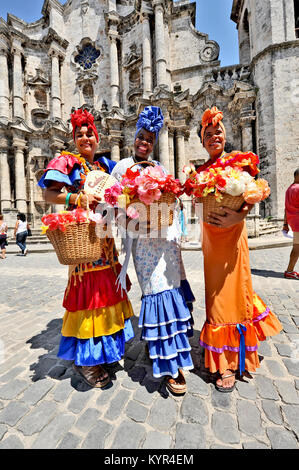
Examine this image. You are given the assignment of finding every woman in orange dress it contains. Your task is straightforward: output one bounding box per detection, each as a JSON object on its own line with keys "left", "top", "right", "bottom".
{"left": 197, "top": 107, "right": 282, "bottom": 392}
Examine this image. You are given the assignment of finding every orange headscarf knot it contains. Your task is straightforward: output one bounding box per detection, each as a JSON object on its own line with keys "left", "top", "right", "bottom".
{"left": 71, "top": 109, "right": 100, "bottom": 143}
{"left": 201, "top": 106, "right": 226, "bottom": 143}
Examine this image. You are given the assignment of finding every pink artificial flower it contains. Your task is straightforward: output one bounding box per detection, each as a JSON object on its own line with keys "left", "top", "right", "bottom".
{"left": 126, "top": 205, "right": 140, "bottom": 219}
{"left": 104, "top": 183, "right": 123, "bottom": 206}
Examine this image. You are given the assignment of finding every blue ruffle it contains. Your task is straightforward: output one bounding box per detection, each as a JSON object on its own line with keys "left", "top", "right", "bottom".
{"left": 180, "top": 279, "right": 195, "bottom": 317}
{"left": 38, "top": 168, "right": 82, "bottom": 189}
{"left": 57, "top": 319, "right": 134, "bottom": 366}
{"left": 138, "top": 287, "right": 194, "bottom": 378}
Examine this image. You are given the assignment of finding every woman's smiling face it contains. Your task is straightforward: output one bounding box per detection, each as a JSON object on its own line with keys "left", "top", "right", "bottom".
{"left": 75, "top": 125, "right": 98, "bottom": 159}
{"left": 134, "top": 129, "right": 155, "bottom": 160}
{"left": 203, "top": 123, "right": 226, "bottom": 161}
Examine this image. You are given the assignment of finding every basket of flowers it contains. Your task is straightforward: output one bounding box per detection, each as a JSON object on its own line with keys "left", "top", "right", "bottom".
{"left": 41, "top": 208, "right": 104, "bottom": 265}
{"left": 104, "top": 162, "right": 183, "bottom": 230}
{"left": 183, "top": 151, "right": 271, "bottom": 222}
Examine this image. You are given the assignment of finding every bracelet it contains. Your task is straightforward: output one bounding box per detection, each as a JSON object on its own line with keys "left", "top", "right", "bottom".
{"left": 74, "top": 192, "right": 82, "bottom": 207}
{"left": 65, "top": 192, "right": 72, "bottom": 209}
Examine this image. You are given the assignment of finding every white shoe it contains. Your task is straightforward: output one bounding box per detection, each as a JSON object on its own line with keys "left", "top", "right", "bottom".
{"left": 24, "top": 248, "right": 28, "bottom": 256}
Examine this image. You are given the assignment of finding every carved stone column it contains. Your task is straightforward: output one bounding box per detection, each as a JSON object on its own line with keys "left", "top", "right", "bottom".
{"left": 0, "top": 134, "right": 11, "bottom": 210}
{"left": 153, "top": 0, "right": 167, "bottom": 88}
{"left": 168, "top": 128, "right": 175, "bottom": 176}
{"left": 109, "top": 30, "right": 120, "bottom": 108}
{"left": 158, "top": 124, "right": 169, "bottom": 172}
{"left": 13, "top": 137, "right": 27, "bottom": 213}
{"left": 0, "top": 47, "right": 10, "bottom": 119}
{"left": 141, "top": 13, "right": 153, "bottom": 98}
{"left": 49, "top": 49, "right": 62, "bottom": 119}
{"left": 176, "top": 130, "right": 186, "bottom": 183}
{"left": 12, "top": 46, "right": 24, "bottom": 119}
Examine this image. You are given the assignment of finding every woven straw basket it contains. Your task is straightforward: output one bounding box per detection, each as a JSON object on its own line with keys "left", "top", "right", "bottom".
{"left": 127, "top": 161, "right": 176, "bottom": 230}
{"left": 197, "top": 193, "right": 244, "bottom": 222}
{"left": 46, "top": 220, "right": 104, "bottom": 266}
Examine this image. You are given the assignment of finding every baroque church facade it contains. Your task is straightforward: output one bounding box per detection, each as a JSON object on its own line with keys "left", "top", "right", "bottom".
{"left": 0, "top": 0, "right": 298, "bottom": 235}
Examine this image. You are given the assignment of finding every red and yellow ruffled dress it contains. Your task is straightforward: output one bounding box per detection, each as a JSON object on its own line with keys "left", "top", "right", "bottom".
{"left": 38, "top": 152, "right": 134, "bottom": 366}
{"left": 197, "top": 162, "right": 282, "bottom": 374}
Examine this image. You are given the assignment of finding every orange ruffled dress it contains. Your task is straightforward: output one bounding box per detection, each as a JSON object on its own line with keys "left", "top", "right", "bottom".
{"left": 199, "top": 218, "right": 282, "bottom": 375}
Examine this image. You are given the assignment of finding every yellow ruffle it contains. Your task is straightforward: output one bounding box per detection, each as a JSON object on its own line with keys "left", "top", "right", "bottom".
{"left": 61, "top": 299, "right": 134, "bottom": 339}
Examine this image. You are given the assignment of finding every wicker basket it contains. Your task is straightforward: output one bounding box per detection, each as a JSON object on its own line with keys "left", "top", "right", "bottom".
{"left": 127, "top": 161, "right": 176, "bottom": 230}
{"left": 197, "top": 193, "right": 245, "bottom": 222}
{"left": 46, "top": 221, "right": 104, "bottom": 265}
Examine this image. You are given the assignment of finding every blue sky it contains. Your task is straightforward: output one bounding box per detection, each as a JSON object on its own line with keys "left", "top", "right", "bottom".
{"left": 0, "top": 0, "right": 239, "bottom": 66}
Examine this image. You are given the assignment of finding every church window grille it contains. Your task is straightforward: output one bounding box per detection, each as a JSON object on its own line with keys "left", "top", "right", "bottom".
{"left": 74, "top": 45, "right": 100, "bottom": 70}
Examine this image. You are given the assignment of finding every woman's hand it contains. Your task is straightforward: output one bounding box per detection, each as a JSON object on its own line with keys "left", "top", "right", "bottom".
{"left": 207, "top": 204, "right": 252, "bottom": 228}
{"left": 80, "top": 193, "right": 102, "bottom": 210}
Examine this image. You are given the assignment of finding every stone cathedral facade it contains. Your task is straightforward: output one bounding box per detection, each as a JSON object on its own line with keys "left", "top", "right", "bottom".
{"left": 0, "top": 0, "right": 298, "bottom": 235}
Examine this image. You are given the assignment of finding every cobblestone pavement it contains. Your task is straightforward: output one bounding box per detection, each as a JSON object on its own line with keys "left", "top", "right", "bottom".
{"left": 0, "top": 247, "right": 298, "bottom": 450}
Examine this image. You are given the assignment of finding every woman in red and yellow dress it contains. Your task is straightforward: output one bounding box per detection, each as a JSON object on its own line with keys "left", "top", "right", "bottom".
{"left": 38, "top": 109, "right": 134, "bottom": 388}
{"left": 197, "top": 107, "right": 282, "bottom": 392}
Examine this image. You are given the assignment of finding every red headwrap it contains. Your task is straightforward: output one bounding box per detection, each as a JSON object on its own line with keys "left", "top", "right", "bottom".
{"left": 200, "top": 106, "right": 226, "bottom": 143}
{"left": 71, "top": 109, "right": 99, "bottom": 142}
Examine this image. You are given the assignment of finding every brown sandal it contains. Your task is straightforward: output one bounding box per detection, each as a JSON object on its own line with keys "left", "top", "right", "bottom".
{"left": 165, "top": 369, "right": 187, "bottom": 395}
{"left": 73, "top": 364, "right": 111, "bottom": 388}
{"left": 215, "top": 370, "right": 236, "bottom": 393}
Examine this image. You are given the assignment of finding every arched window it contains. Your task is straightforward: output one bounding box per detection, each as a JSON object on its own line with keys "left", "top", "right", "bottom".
{"left": 82, "top": 83, "right": 94, "bottom": 107}
{"left": 294, "top": 0, "right": 299, "bottom": 38}
{"left": 74, "top": 45, "right": 101, "bottom": 70}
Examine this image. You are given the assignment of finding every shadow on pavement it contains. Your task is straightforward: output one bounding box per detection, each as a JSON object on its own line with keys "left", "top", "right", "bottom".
{"left": 251, "top": 269, "right": 284, "bottom": 278}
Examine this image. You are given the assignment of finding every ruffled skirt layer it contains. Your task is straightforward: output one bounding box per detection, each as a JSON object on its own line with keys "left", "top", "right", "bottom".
{"left": 200, "top": 293, "right": 282, "bottom": 374}
{"left": 139, "top": 287, "right": 194, "bottom": 378}
{"left": 58, "top": 263, "right": 134, "bottom": 366}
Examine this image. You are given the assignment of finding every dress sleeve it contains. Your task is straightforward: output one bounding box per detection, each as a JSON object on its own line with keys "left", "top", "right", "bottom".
{"left": 38, "top": 154, "right": 82, "bottom": 189}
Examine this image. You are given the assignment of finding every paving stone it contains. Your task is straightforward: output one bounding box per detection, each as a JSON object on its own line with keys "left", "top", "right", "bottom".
{"left": 126, "top": 400, "right": 148, "bottom": 423}
{"left": 96, "top": 382, "right": 120, "bottom": 407}
{"left": 48, "top": 365, "right": 67, "bottom": 379}
{"left": 211, "top": 412, "right": 240, "bottom": 444}
{"left": 210, "top": 444, "right": 237, "bottom": 449}
{"left": 280, "top": 318, "right": 299, "bottom": 334}
{"left": 105, "top": 389, "right": 131, "bottom": 421}
{"left": 57, "top": 432, "right": 81, "bottom": 449}
{"left": 67, "top": 390, "right": 94, "bottom": 414}
{"left": 265, "top": 360, "right": 287, "bottom": 377}
{"left": 291, "top": 316, "right": 299, "bottom": 327}
{"left": 127, "top": 366, "right": 146, "bottom": 384}
{"left": 282, "top": 359, "right": 299, "bottom": 378}
{"left": 274, "top": 343, "right": 293, "bottom": 357}
{"left": 236, "top": 380, "right": 257, "bottom": 400}
{"left": 281, "top": 404, "right": 299, "bottom": 438}
{"left": 141, "top": 377, "right": 162, "bottom": 394}
{"left": 111, "top": 420, "right": 146, "bottom": 449}
{"left": 274, "top": 380, "right": 299, "bottom": 404}
{"left": 243, "top": 441, "right": 270, "bottom": 449}
{"left": 21, "top": 379, "right": 54, "bottom": 405}
{"left": 295, "top": 379, "right": 299, "bottom": 391}
{"left": 255, "top": 376, "right": 280, "bottom": 400}
{"left": 0, "top": 424, "right": 7, "bottom": 440}
{"left": 148, "top": 396, "right": 178, "bottom": 430}
{"left": 258, "top": 341, "right": 272, "bottom": 357}
{"left": 211, "top": 389, "right": 232, "bottom": 410}
{"left": 31, "top": 357, "right": 58, "bottom": 381}
{"left": 180, "top": 394, "right": 209, "bottom": 426}
{"left": 266, "top": 427, "right": 298, "bottom": 449}
{"left": 0, "top": 366, "right": 26, "bottom": 383}
{"left": 262, "top": 400, "right": 283, "bottom": 425}
{"left": 121, "top": 377, "right": 140, "bottom": 390}
{"left": 0, "top": 379, "right": 29, "bottom": 400}
{"left": 0, "top": 435, "right": 24, "bottom": 449}
{"left": 175, "top": 422, "right": 206, "bottom": 449}
{"left": 185, "top": 373, "right": 210, "bottom": 396}
{"left": 133, "top": 387, "right": 157, "bottom": 406}
{"left": 32, "top": 413, "right": 75, "bottom": 449}
{"left": 237, "top": 400, "right": 263, "bottom": 436}
{"left": 53, "top": 380, "right": 74, "bottom": 403}
{"left": 0, "top": 401, "right": 29, "bottom": 426}
{"left": 75, "top": 408, "right": 100, "bottom": 433}
{"left": 17, "top": 401, "right": 57, "bottom": 436}
{"left": 81, "top": 420, "right": 114, "bottom": 449}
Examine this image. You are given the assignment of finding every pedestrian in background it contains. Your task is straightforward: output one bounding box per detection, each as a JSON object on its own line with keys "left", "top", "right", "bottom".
{"left": 283, "top": 168, "right": 299, "bottom": 279}
{"left": 0, "top": 214, "right": 8, "bottom": 259}
{"left": 14, "top": 213, "right": 29, "bottom": 256}
{"left": 179, "top": 200, "right": 189, "bottom": 243}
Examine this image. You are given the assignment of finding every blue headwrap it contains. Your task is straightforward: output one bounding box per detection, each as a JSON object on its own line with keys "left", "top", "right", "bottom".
{"left": 135, "top": 106, "right": 164, "bottom": 141}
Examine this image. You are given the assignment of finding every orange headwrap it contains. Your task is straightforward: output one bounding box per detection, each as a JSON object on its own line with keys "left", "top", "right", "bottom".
{"left": 200, "top": 106, "right": 226, "bottom": 143}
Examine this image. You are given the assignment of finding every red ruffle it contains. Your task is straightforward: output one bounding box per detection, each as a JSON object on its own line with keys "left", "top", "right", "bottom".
{"left": 45, "top": 154, "right": 81, "bottom": 175}
{"left": 63, "top": 264, "right": 131, "bottom": 312}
